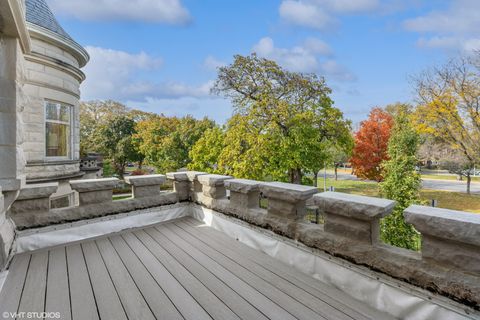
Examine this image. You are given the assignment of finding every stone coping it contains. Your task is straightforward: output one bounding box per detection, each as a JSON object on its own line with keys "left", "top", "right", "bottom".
{"left": 405, "top": 205, "right": 480, "bottom": 246}
{"left": 16, "top": 183, "right": 58, "bottom": 200}
{"left": 261, "top": 181, "right": 318, "bottom": 201}
{"left": 70, "top": 178, "right": 119, "bottom": 192}
{"left": 166, "top": 172, "right": 189, "bottom": 181}
{"left": 197, "top": 174, "right": 233, "bottom": 186}
{"left": 185, "top": 171, "right": 207, "bottom": 182}
{"left": 124, "top": 174, "right": 166, "bottom": 186}
{"left": 224, "top": 179, "right": 261, "bottom": 193}
{"left": 314, "top": 192, "right": 396, "bottom": 220}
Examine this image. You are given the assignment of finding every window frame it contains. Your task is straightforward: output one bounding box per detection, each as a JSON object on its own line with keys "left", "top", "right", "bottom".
{"left": 44, "top": 100, "right": 73, "bottom": 161}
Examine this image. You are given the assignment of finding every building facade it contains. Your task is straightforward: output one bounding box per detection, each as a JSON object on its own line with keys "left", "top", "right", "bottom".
{"left": 0, "top": 0, "right": 89, "bottom": 208}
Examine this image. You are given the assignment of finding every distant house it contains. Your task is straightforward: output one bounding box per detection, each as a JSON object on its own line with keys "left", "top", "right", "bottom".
{"left": 0, "top": 0, "right": 89, "bottom": 207}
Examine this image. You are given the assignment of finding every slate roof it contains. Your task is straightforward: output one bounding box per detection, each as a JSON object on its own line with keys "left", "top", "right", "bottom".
{"left": 25, "top": 0, "right": 73, "bottom": 41}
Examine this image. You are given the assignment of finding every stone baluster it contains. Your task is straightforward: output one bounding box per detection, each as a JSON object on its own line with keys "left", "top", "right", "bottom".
{"left": 313, "top": 192, "right": 395, "bottom": 244}
{"left": 9, "top": 182, "right": 59, "bottom": 214}
{"left": 125, "top": 174, "right": 166, "bottom": 198}
{"left": 186, "top": 171, "right": 208, "bottom": 202}
{"left": 260, "top": 182, "right": 318, "bottom": 237}
{"left": 197, "top": 174, "right": 233, "bottom": 207}
{"left": 70, "top": 178, "right": 119, "bottom": 206}
{"left": 166, "top": 172, "right": 189, "bottom": 201}
{"left": 225, "top": 179, "right": 261, "bottom": 210}
{"left": 404, "top": 205, "right": 480, "bottom": 273}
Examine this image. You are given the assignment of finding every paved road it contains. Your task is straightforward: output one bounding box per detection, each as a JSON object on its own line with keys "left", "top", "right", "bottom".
{"left": 324, "top": 172, "right": 480, "bottom": 194}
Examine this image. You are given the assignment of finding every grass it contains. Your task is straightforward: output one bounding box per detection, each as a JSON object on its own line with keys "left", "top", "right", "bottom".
{"left": 319, "top": 178, "right": 480, "bottom": 213}
{"left": 113, "top": 194, "right": 132, "bottom": 201}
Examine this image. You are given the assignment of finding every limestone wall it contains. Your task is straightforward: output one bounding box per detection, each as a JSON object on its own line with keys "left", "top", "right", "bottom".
{"left": 4, "top": 173, "right": 480, "bottom": 310}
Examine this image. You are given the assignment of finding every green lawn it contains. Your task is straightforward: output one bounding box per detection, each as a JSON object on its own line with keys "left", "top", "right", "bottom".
{"left": 319, "top": 178, "right": 480, "bottom": 213}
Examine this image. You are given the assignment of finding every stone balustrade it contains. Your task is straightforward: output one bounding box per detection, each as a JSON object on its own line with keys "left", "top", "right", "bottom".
{"left": 70, "top": 177, "right": 119, "bottom": 205}
{"left": 166, "top": 172, "right": 189, "bottom": 201}
{"left": 9, "top": 182, "right": 58, "bottom": 216}
{"left": 314, "top": 192, "right": 395, "bottom": 244}
{"left": 125, "top": 174, "right": 166, "bottom": 198}
{"left": 2, "top": 172, "right": 479, "bottom": 308}
{"left": 405, "top": 205, "right": 480, "bottom": 274}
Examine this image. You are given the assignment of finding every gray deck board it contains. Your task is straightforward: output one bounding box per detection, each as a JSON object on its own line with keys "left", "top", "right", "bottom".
{"left": 161, "top": 223, "right": 326, "bottom": 320}
{"left": 181, "top": 218, "right": 395, "bottom": 320}
{"left": 108, "top": 235, "right": 183, "bottom": 320}
{"left": 0, "top": 217, "right": 392, "bottom": 320}
{"left": 66, "top": 244, "right": 99, "bottom": 320}
{"left": 145, "top": 226, "right": 270, "bottom": 320}
{"left": 82, "top": 241, "right": 127, "bottom": 320}
{"left": 17, "top": 251, "right": 48, "bottom": 315}
{"left": 0, "top": 254, "right": 30, "bottom": 314}
{"left": 46, "top": 247, "right": 71, "bottom": 320}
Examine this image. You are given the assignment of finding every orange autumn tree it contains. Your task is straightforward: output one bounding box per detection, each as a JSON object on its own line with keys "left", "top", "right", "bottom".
{"left": 350, "top": 108, "right": 394, "bottom": 181}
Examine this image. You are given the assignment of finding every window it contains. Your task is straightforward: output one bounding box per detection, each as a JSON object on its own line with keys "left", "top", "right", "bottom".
{"left": 45, "top": 101, "right": 72, "bottom": 158}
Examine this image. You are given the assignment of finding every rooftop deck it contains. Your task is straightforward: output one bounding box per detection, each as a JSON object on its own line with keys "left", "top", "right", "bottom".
{"left": 0, "top": 217, "right": 391, "bottom": 320}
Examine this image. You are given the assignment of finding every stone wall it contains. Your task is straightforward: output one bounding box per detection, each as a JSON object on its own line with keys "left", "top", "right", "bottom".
{"left": 3, "top": 173, "right": 480, "bottom": 310}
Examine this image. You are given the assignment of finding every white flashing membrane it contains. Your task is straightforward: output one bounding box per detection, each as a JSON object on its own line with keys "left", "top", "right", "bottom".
{"left": 191, "top": 206, "right": 478, "bottom": 320}
{"left": 14, "top": 203, "right": 190, "bottom": 253}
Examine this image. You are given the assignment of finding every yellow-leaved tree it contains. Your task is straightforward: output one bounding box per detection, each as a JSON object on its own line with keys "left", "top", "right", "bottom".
{"left": 413, "top": 53, "right": 480, "bottom": 193}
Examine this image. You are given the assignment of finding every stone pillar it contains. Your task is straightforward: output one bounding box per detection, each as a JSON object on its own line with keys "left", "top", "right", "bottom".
{"left": 224, "top": 179, "right": 260, "bottom": 212}
{"left": 166, "top": 172, "right": 189, "bottom": 201}
{"left": 197, "top": 174, "right": 233, "bottom": 207}
{"left": 125, "top": 174, "right": 166, "bottom": 198}
{"left": 70, "top": 178, "right": 119, "bottom": 206}
{"left": 9, "top": 183, "right": 58, "bottom": 214}
{"left": 260, "top": 182, "right": 318, "bottom": 237}
{"left": 8, "top": 182, "right": 58, "bottom": 228}
{"left": 0, "top": 36, "right": 25, "bottom": 209}
{"left": 186, "top": 171, "right": 207, "bottom": 202}
{"left": 313, "top": 192, "right": 395, "bottom": 244}
{"left": 405, "top": 205, "right": 480, "bottom": 273}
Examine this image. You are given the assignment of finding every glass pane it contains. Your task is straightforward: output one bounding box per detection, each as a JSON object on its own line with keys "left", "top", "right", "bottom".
{"left": 46, "top": 122, "right": 70, "bottom": 157}
{"left": 45, "top": 102, "right": 70, "bottom": 122}
{"left": 46, "top": 102, "right": 59, "bottom": 121}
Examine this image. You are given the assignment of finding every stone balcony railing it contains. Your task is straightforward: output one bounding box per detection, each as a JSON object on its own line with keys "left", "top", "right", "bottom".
{"left": 0, "top": 172, "right": 479, "bottom": 310}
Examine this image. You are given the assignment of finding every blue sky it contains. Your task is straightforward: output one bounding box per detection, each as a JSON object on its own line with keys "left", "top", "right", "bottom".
{"left": 47, "top": 0, "right": 480, "bottom": 125}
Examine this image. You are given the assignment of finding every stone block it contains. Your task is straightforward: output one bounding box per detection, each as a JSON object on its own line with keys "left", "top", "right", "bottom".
{"left": 70, "top": 178, "right": 119, "bottom": 206}
{"left": 9, "top": 182, "right": 58, "bottom": 214}
{"left": 261, "top": 182, "right": 318, "bottom": 219}
{"left": 405, "top": 205, "right": 480, "bottom": 273}
{"left": 314, "top": 192, "right": 395, "bottom": 243}
{"left": 125, "top": 174, "right": 165, "bottom": 198}
{"left": 197, "top": 174, "right": 233, "bottom": 201}
{"left": 166, "top": 172, "right": 189, "bottom": 201}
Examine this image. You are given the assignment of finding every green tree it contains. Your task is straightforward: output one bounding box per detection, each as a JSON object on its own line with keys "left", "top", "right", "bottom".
{"left": 212, "top": 53, "right": 351, "bottom": 183}
{"left": 380, "top": 111, "right": 421, "bottom": 250}
{"left": 96, "top": 115, "right": 143, "bottom": 179}
{"left": 135, "top": 115, "right": 215, "bottom": 172}
{"left": 188, "top": 126, "right": 225, "bottom": 172}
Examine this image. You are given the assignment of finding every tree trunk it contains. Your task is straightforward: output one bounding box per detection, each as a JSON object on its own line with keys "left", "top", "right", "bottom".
{"left": 467, "top": 174, "right": 471, "bottom": 194}
{"left": 313, "top": 172, "right": 318, "bottom": 187}
{"left": 334, "top": 164, "right": 338, "bottom": 181}
{"left": 138, "top": 159, "right": 143, "bottom": 170}
{"left": 289, "top": 168, "right": 302, "bottom": 184}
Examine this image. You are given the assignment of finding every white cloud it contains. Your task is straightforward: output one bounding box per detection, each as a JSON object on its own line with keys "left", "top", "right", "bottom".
{"left": 252, "top": 37, "right": 355, "bottom": 81}
{"left": 404, "top": 0, "right": 480, "bottom": 53}
{"left": 126, "top": 97, "right": 233, "bottom": 123}
{"left": 279, "top": 0, "right": 334, "bottom": 30}
{"left": 46, "top": 0, "right": 191, "bottom": 24}
{"left": 279, "top": 0, "right": 380, "bottom": 30}
{"left": 82, "top": 46, "right": 213, "bottom": 101}
{"left": 203, "top": 55, "right": 226, "bottom": 71}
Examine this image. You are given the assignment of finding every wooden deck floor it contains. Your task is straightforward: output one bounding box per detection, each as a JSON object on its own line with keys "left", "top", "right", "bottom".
{"left": 0, "top": 217, "right": 393, "bottom": 320}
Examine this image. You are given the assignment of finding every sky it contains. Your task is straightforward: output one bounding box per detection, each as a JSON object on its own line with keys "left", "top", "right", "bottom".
{"left": 46, "top": 0, "right": 480, "bottom": 125}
